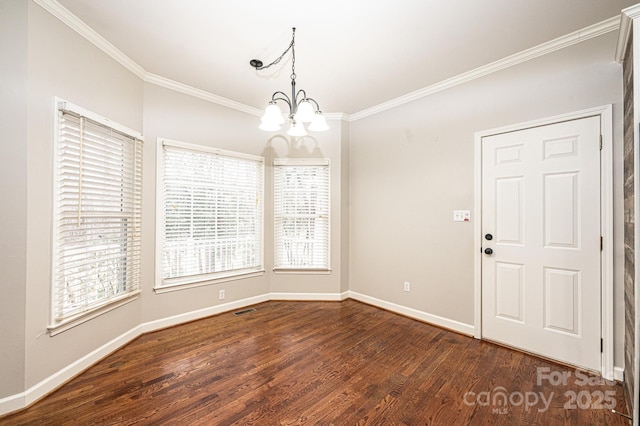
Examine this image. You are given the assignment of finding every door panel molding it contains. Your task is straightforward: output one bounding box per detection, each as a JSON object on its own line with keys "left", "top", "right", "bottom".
{"left": 473, "top": 104, "right": 614, "bottom": 379}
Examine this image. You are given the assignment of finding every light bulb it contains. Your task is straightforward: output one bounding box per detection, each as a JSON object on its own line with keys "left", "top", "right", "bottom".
{"left": 308, "top": 112, "right": 329, "bottom": 132}
{"left": 260, "top": 102, "right": 285, "bottom": 126}
{"left": 287, "top": 120, "right": 307, "bottom": 137}
{"left": 294, "top": 100, "right": 315, "bottom": 123}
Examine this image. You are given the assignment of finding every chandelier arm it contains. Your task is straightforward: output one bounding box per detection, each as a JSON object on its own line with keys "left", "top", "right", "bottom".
{"left": 295, "top": 89, "right": 308, "bottom": 104}
{"left": 271, "top": 92, "right": 292, "bottom": 112}
{"left": 303, "top": 97, "right": 322, "bottom": 111}
{"left": 250, "top": 28, "right": 296, "bottom": 71}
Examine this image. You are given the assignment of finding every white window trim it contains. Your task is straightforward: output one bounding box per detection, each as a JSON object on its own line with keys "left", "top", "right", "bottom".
{"left": 273, "top": 268, "right": 332, "bottom": 275}
{"left": 49, "top": 98, "right": 143, "bottom": 334}
{"left": 48, "top": 292, "right": 140, "bottom": 336}
{"left": 274, "top": 158, "right": 330, "bottom": 167}
{"left": 155, "top": 138, "right": 265, "bottom": 293}
{"left": 55, "top": 98, "right": 142, "bottom": 139}
{"left": 273, "top": 157, "right": 331, "bottom": 273}
{"left": 154, "top": 270, "right": 265, "bottom": 294}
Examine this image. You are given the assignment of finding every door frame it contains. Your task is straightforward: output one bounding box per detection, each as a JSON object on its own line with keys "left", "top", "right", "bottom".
{"left": 473, "top": 105, "right": 614, "bottom": 379}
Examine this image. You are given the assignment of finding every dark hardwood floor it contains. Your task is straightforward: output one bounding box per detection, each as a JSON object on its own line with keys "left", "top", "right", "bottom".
{"left": 0, "top": 300, "right": 630, "bottom": 425}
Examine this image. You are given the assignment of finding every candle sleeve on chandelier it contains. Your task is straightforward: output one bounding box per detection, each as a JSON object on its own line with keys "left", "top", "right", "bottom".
{"left": 308, "top": 112, "right": 329, "bottom": 132}
{"left": 294, "top": 100, "right": 315, "bottom": 123}
{"left": 287, "top": 120, "right": 307, "bottom": 137}
{"left": 261, "top": 102, "right": 285, "bottom": 126}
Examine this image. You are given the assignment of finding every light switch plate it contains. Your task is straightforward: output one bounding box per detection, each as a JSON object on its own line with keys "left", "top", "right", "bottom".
{"left": 453, "top": 210, "right": 471, "bottom": 222}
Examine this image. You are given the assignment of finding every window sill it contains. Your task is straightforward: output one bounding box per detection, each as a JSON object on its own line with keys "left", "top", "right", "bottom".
{"left": 155, "top": 269, "right": 265, "bottom": 294}
{"left": 48, "top": 291, "right": 140, "bottom": 336}
{"left": 273, "top": 268, "right": 332, "bottom": 275}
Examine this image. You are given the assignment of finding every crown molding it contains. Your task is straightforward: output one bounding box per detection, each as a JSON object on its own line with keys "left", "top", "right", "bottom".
{"left": 32, "top": 0, "right": 265, "bottom": 117}
{"left": 33, "top": 0, "right": 146, "bottom": 79}
{"left": 33, "top": 0, "right": 621, "bottom": 123}
{"left": 324, "top": 112, "right": 350, "bottom": 122}
{"left": 34, "top": 0, "right": 347, "bottom": 120}
{"left": 615, "top": 4, "right": 640, "bottom": 62}
{"left": 143, "top": 74, "right": 350, "bottom": 121}
{"left": 144, "top": 73, "right": 263, "bottom": 116}
{"left": 350, "top": 15, "right": 621, "bottom": 122}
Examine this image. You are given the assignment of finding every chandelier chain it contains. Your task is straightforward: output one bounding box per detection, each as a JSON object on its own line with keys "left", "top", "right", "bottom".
{"left": 253, "top": 27, "right": 296, "bottom": 78}
{"left": 252, "top": 27, "right": 329, "bottom": 135}
{"left": 291, "top": 30, "right": 296, "bottom": 81}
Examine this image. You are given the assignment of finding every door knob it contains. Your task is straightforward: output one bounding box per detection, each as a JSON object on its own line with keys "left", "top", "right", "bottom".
{"left": 484, "top": 248, "right": 493, "bottom": 255}
{"left": 485, "top": 234, "right": 493, "bottom": 240}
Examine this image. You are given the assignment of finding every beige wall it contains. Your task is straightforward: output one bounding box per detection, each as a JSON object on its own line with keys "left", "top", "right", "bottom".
{"left": 340, "top": 120, "right": 351, "bottom": 294}
{"left": 22, "top": 2, "right": 144, "bottom": 391}
{"left": 0, "top": 0, "right": 28, "bottom": 398}
{"left": 140, "top": 84, "right": 272, "bottom": 322}
{"left": 140, "top": 83, "right": 348, "bottom": 321}
{"left": 266, "top": 119, "right": 347, "bottom": 296}
{"left": 348, "top": 31, "right": 625, "bottom": 366}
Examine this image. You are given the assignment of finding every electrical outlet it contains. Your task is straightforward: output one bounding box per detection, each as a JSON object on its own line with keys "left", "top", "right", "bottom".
{"left": 404, "top": 281, "right": 411, "bottom": 292}
{"left": 453, "top": 210, "right": 471, "bottom": 222}
{"left": 219, "top": 289, "right": 225, "bottom": 300}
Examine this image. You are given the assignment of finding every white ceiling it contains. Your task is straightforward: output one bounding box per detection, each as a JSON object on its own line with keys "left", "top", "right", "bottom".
{"left": 55, "top": 0, "right": 638, "bottom": 115}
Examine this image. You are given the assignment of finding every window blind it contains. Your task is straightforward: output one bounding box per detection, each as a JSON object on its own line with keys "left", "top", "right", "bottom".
{"left": 160, "top": 140, "right": 264, "bottom": 286}
{"left": 53, "top": 104, "right": 143, "bottom": 322}
{"left": 274, "top": 158, "right": 330, "bottom": 270}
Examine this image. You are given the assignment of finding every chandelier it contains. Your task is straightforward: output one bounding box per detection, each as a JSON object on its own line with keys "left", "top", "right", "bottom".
{"left": 250, "top": 28, "right": 329, "bottom": 136}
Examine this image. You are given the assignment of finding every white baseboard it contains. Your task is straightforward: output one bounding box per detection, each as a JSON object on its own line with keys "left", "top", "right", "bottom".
{"left": 0, "top": 390, "right": 26, "bottom": 418}
{"left": 138, "top": 294, "right": 270, "bottom": 334}
{"left": 348, "top": 291, "right": 476, "bottom": 336}
{"left": 0, "top": 325, "right": 141, "bottom": 416}
{"left": 0, "top": 292, "right": 350, "bottom": 416}
{"left": 4, "top": 290, "right": 575, "bottom": 416}
{"left": 270, "top": 291, "right": 349, "bottom": 301}
{"left": 0, "top": 293, "right": 271, "bottom": 417}
{"left": 614, "top": 366, "right": 624, "bottom": 382}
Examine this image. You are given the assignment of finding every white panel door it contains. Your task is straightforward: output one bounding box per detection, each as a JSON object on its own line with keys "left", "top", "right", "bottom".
{"left": 481, "top": 116, "right": 601, "bottom": 372}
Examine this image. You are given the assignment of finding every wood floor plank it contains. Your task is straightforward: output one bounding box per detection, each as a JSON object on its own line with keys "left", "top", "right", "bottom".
{"left": 0, "top": 300, "right": 629, "bottom": 425}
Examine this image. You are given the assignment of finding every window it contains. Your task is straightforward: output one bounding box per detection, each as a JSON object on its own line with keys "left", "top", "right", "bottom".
{"left": 158, "top": 139, "right": 264, "bottom": 290}
{"left": 51, "top": 100, "right": 143, "bottom": 332}
{"left": 274, "top": 158, "right": 330, "bottom": 271}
